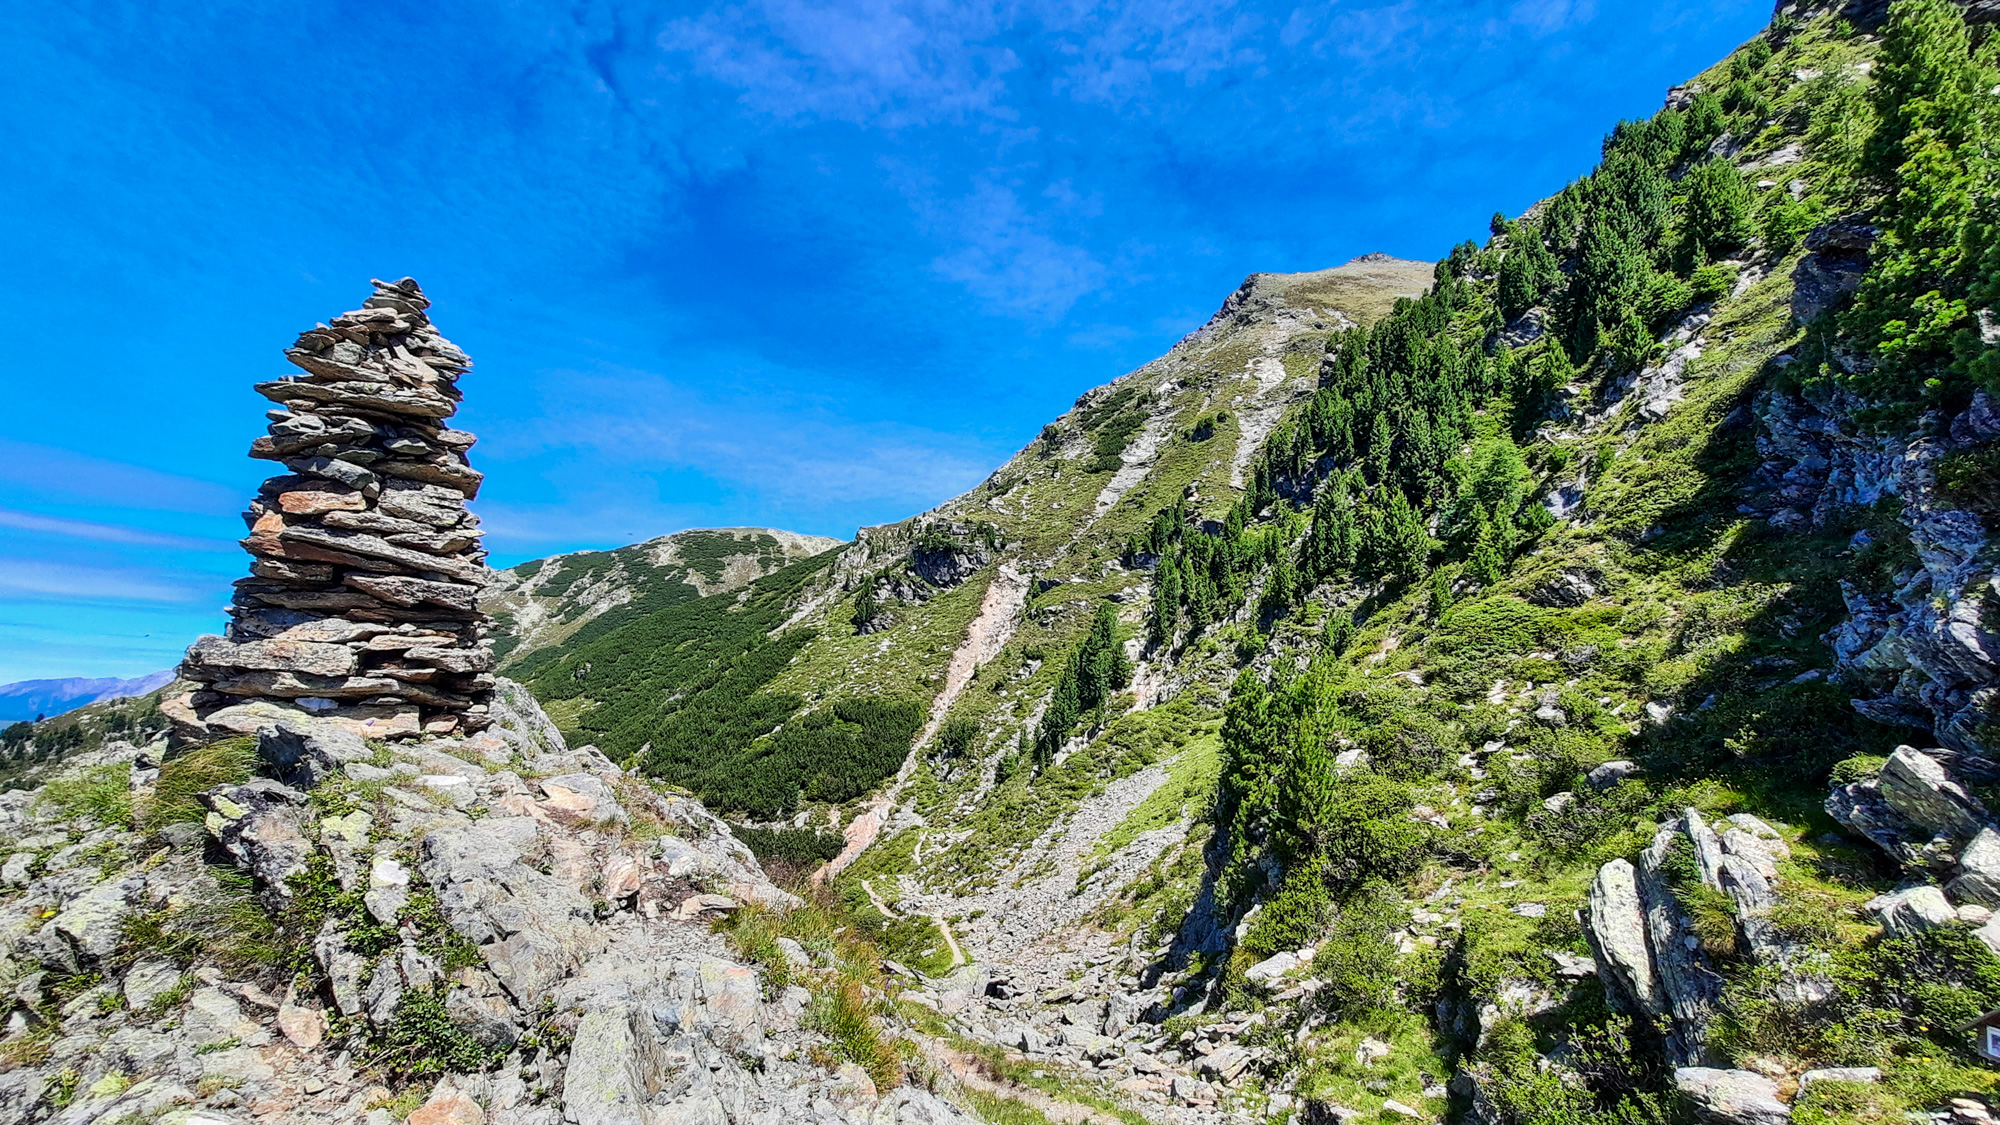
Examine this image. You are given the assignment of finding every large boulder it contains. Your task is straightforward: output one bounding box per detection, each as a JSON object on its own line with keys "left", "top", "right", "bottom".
{"left": 1639, "top": 817, "right": 1724, "bottom": 1066}
{"left": 562, "top": 1003, "right": 660, "bottom": 1125}
{"left": 1951, "top": 828, "right": 2000, "bottom": 907}
{"left": 1585, "top": 859, "right": 1665, "bottom": 1017}
{"left": 1869, "top": 885, "right": 1957, "bottom": 937}
{"left": 417, "top": 818, "right": 602, "bottom": 1007}
{"left": 1718, "top": 815, "right": 1789, "bottom": 881}
{"left": 256, "top": 718, "right": 374, "bottom": 789}
{"left": 34, "top": 875, "right": 142, "bottom": 972}
{"left": 1790, "top": 219, "right": 1875, "bottom": 324}
{"left": 538, "top": 773, "right": 626, "bottom": 825}
{"left": 200, "top": 779, "right": 314, "bottom": 896}
{"left": 1826, "top": 747, "right": 1993, "bottom": 867}
{"left": 1880, "top": 747, "right": 1989, "bottom": 843}
{"left": 1676, "top": 1067, "right": 1791, "bottom": 1125}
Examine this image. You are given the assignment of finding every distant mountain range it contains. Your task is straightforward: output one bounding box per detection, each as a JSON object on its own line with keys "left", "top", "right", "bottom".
{"left": 0, "top": 671, "right": 174, "bottom": 723}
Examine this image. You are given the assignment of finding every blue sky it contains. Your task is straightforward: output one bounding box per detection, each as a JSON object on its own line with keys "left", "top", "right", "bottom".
{"left": 0, "top": 0, "right": 1768, "bottom": 682}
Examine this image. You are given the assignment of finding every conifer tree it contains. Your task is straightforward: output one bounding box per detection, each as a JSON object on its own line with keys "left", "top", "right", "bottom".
{"left": 1364, "top": 411, "right": 1394, "bottom": 485}
{"left": 1468, "top": 518, "right": 1506, "bottom": 586}
{"left": 1842, "top": 0, "right": 1996, "bottom": 401}
{"left": 1364, "top": 490, "right": 1432, "bottom": 583}
{"left": 1498, "top": 223, "right": 1559, "bottom": 319}
{"left": 1322, "top": 607, "right": 1355, "bottom": 656}
{"left": 1150, "top": 559, "right": 1182, "bottom": 645}
{"left": 851, "top": 588, "right": 879, "bottom": 633}
{"left": 1219, "top": 669, "right": 1285, "bottom": 836}
{"left": 1680, "top": 159, "right": 1758, "bottom": 263}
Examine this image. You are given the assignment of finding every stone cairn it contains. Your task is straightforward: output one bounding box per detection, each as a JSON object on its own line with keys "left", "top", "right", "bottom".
{"left": 164, "top": 278, "right": 496, "bottom": 741}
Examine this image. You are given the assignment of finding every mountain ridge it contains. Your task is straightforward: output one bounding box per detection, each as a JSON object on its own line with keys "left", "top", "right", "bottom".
{"left": 0, "top": 671, "right": 173, "bottom": 723}
{"left": 483, "top": 524, "right": 844, "bottom": 668}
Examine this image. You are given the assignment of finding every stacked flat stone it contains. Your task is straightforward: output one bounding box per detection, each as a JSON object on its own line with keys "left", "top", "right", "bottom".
{"left": 165, "top": 278, "right": 495, "bottom": 741}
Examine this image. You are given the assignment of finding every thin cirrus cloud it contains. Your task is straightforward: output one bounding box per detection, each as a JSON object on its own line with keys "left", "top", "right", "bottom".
{"left": 495, "top": 364, "right": 996, "bottom": 519}
{"left": 0, "top": 508, "right": 232, "bottom": 553}
{"left": 0, "top": 559, "right": 207, "bottom": 605}
{"left": 0, "top": 439, "right": 239, "bottom": 516}
{"left": 659, "top": 0, "right": 1020, "bottom": 127}
{"left": 926, "top": 181, "right": 1109, "bottom": 319}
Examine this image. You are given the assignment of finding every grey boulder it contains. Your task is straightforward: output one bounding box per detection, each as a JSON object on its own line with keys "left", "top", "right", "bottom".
{"left": 1675, "top": 1067, "right": 1790, "bottom": 1125}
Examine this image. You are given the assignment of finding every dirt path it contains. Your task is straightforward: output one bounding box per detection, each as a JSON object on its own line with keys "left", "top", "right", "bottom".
{"left": 899, "top": 752, "right": 1184, "bottom": 968}
{"left": 861, "top": 878, "right": 900, "bottom": 918}
{"left": 927, "top": 1040, "right": 1125, "bottom": 1125}
{"left": 816, "top": 565, "right": 1029, "bottom": 882}
{"left": 931, "top": 912, "right": 966, "bottom": 967}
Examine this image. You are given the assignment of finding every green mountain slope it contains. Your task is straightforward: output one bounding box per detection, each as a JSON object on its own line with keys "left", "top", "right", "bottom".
{"left": 483, "top": 526, "right": 841, "bottom": 667}
{"left": 506, "top": 253, "right": 1436, "bottom": 817}
{"left": 505, "top": 4, "right": 2000, "bottom": 1123}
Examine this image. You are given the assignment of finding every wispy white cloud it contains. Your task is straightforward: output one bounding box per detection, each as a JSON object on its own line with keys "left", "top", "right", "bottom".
{"left": 478, "top": 361, "right": 997, "bottom": 550}
{"left": 0, "top": 560, "right": 208, "bottom": 605}
{"left": 0, "top": 440, "right": 237, "bottom": 515}
{"left": 1509, "top": 0, "right": 1599, "bottom": 36}
{"left": 926, "top": 180, "right": 1106, "bottom": 319}
{"left": 0, "top": 508, "right": 233, "bottom": 552}
{"left": 659, "top": 0, "right": 1021, "bottom": 128}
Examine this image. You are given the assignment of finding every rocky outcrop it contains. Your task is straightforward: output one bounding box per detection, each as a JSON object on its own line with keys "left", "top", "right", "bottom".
{"left": 166, "top": 278, "right": 497, "bottom": 741}
{"left": 1827, "top": 745, "right": 2000, "bottom": 951}
{"left": 0, "top": 682, "right": 992, "bottom": 1125}
{"left": 1827, "top": 745, "right": 1996, "bottom": 868}
{"left": 910, "top": 528, "right": 998, "bottom": 591}
{"left": 1789, "top": 219, "right": 1875, "bottom": 325}
{"left": 1584, "top": 810, "right": 1824, "bottom": 1065}
{"left": 1753, "top": 330, "right": 1997, "bottom": 753}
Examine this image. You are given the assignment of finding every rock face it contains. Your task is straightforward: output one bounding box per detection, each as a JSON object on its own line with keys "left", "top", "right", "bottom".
{"left": 1755, "top": 336, "right": 1998, "bottom": 755}
{"left": 166, "top": 278, "right": 497, "bottom": 740}
{"left": 0, "top": 682, "right": 995, "bottom": 1125}
{"left": 1583, "top": 810, "right": 1826, "bottom": 1066}
{"left": 1828, "top": 746, "right": 1998, "bottom": 867}
{"left": 1827, "top": 745, "right": 2000, "bottom": 956}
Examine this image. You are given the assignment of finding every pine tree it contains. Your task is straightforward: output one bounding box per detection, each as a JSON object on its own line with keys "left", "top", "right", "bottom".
{"left": 1468, "top": 517, "right": 1506, "bottom": 586}
{"left": 1322, "top": 607, "right": 1356, "bottom": 656}
{"left": 1679, "top": 159, "right": 1758, "bottom": 263}
{"left": 1078, "top": 603, "right": 1123, "bottom": 714}
{"left": 1842, "top": 0, "right": 1996, "bottom": 402}
{"left": 851, "top": 588, "right": 879, "bottom": 634}
{"left": 1498, "top": 223, "right": 1559, "bottom": 319}
{"left": 1364, "top": 490, "right": 1432, "bottom": 583}
{"left": 1263, "top": 555, "right": 1298, "bottom": 614}
{"left": 1364, "top": 411, "right": 1395, "bottom": 485}
{"left": 1219, "top": 669, "right": 1285, "bottom": 836}
{"left": 1428, "top": 570, "right": 1455, "bottom": 619}
{"left": 1956, "top": 180, "right": 2000, "bottom": 390}
{"left": 1150, "top": 558, "right": 1182, "bottom": 645}
{"left": 1863, "top": 0, "right": 1986, "bottom": 181}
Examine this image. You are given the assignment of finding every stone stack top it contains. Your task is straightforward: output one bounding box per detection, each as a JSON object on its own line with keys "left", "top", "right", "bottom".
{"left": 165, "top": 278, "right": 498, "bottom": 742}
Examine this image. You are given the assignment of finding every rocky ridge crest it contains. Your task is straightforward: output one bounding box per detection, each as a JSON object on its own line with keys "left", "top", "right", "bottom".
{"left": 0, "top": 681, "right": 997, "bottom": 1125}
